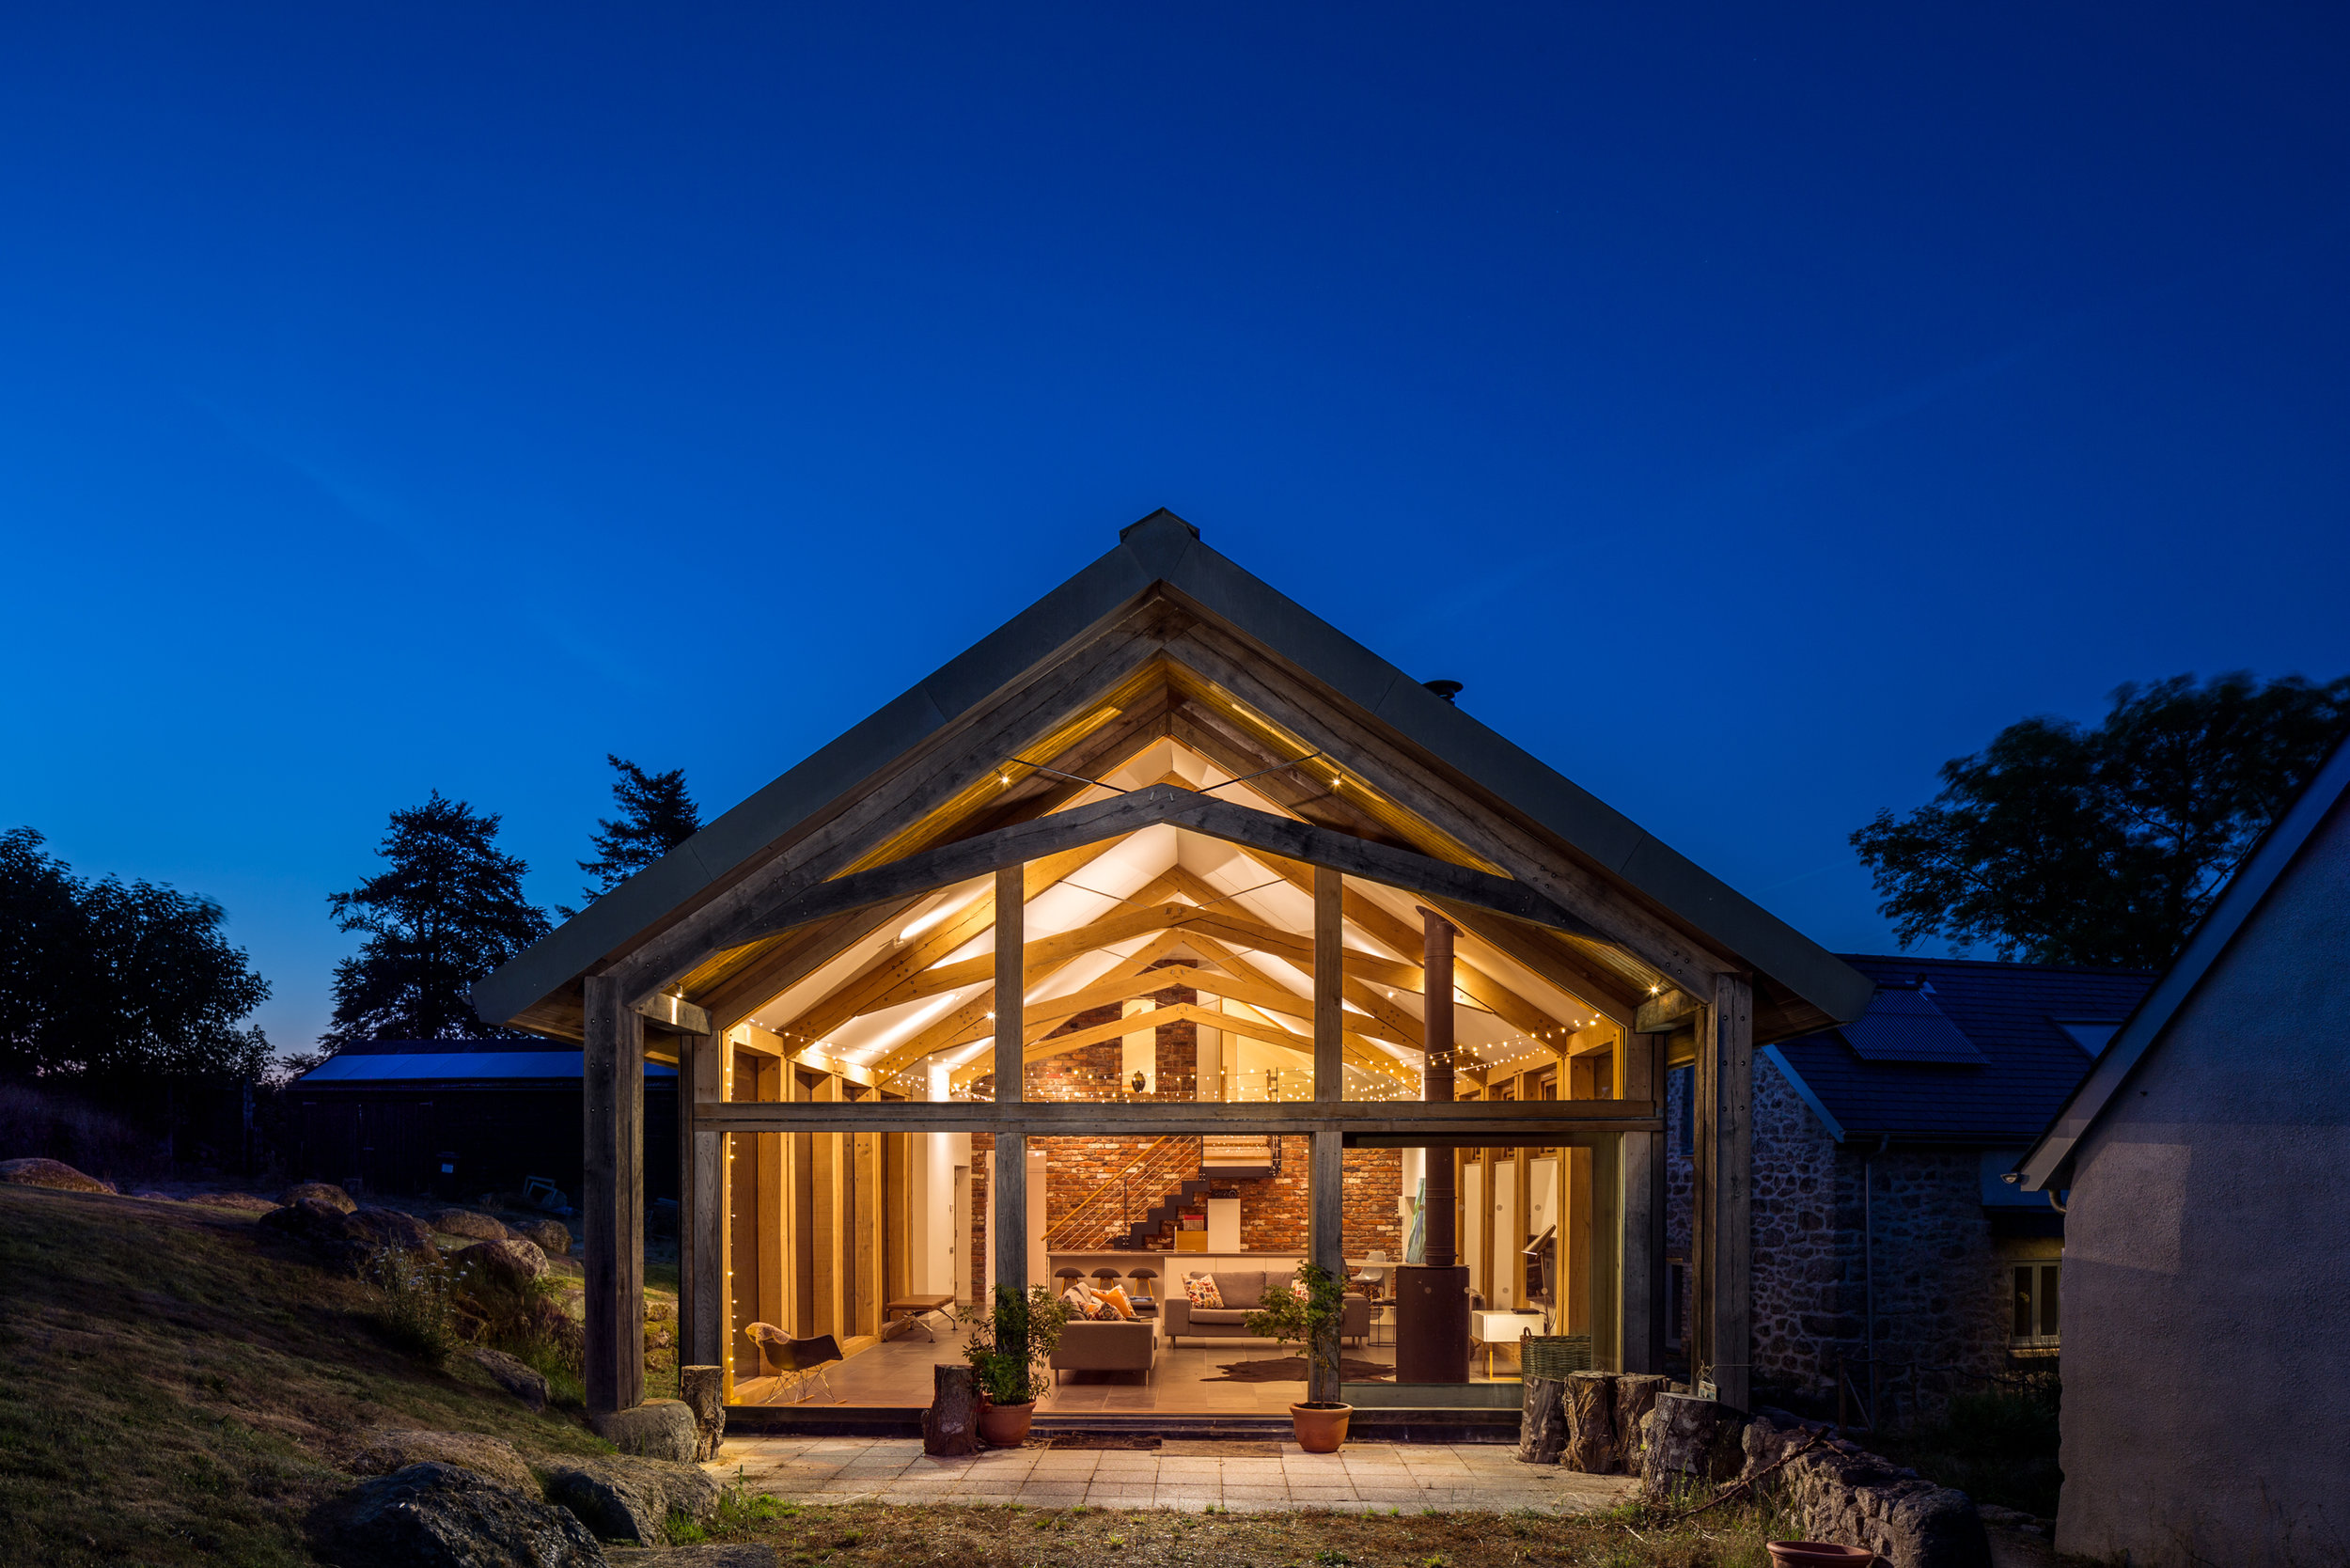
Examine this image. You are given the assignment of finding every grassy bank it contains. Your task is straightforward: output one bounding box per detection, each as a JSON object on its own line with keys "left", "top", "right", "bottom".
{"left": 678, "top": 1495, "right": 1800, "bottom": 1568}
{"left": 0, "top": 1185, "right": 608, "bottom": 1567}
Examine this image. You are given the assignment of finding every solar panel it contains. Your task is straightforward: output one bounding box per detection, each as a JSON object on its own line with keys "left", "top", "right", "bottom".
{"left": 1839, "top": 984, "right": 1988, "bottom": 1065}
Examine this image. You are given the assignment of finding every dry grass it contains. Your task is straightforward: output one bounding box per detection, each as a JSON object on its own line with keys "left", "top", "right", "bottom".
{"left": 0, "top": 1185, "right": 610, "bottom": 1567}
{"left": 680, "top": 1496, "right": 1795, "bottom": 1568}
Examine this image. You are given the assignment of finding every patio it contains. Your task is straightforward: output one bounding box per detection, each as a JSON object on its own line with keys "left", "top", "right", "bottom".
{"left": 714, "top": 1434, "right": 1637, "bottom": 1513}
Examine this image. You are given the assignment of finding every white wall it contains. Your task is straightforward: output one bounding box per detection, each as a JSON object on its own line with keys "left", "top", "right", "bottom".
{"left": 2058, "top": 800, "right": 2350, "bottom": 1565}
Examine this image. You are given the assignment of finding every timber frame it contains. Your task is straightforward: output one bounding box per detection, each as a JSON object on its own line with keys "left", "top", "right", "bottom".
{"left": 479, "top": 510, "right": 1872, "bottom": 1418}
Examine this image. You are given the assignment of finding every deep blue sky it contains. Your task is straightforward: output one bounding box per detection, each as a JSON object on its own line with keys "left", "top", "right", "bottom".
{"left": 5, "top": 5, "right": 2346, "bottom": 1055}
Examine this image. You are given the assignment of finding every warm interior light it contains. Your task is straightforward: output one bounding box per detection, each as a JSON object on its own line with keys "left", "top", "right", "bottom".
{"left": 898, "top": 906, "right": 952, "bottom": 942}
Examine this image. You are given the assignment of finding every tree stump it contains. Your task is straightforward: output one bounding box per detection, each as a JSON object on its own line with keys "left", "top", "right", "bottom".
{"left": 1517, "top": 1375, "right": 1567, "bottom": 1465}
{"left": 921, "top": 1363, "right": 981, "bottom": 1456}
{"left": 1563, "top": 1371, "right": 1619, "bottom": 1473}
{"left": 679, "top": 1366, "right": 727, "bottom": 1462}
{"left": 1613, "top": 1373, "right": 1670, "bottom": 1476}
{"left": 1639, "top": 1393, "right": 1747, "bottom": 1500}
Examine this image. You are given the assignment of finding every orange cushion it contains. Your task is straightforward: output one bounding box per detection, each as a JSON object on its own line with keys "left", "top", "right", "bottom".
{"left": 1101, "top": 1285, "right": 1136, "bottom": 1320}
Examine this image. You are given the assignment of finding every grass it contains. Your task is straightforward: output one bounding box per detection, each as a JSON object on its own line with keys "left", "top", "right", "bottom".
{"left": 674, "top": 1492, "right": 1805, "bottom": 1568}
{"left": 0, "top": 1185, "right": 612, "bottom": 1568}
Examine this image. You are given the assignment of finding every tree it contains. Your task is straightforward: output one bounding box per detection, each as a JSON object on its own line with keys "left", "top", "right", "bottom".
{"left": 0, "top": 826, "right": 273, "bottom": 1086}
{"left": 559, "top": 755, "right": 700, "bottom": 917}
{"left": 323, "top": 792, "right": 551, "bottom": 1049}
{"left": 1852, "top": 671, "right": 2350, "bottom": 968}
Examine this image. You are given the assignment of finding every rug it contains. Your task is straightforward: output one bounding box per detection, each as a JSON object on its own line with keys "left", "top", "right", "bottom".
{"left": 1203, "top": 1355, "right": 1394, "bottom": 1384}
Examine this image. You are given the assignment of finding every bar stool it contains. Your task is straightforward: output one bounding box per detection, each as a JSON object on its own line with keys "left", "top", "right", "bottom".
{"left": 1054, "top": 1266, "right": 1085, "bottom": 1295}
{"left": 1127, "top": 1265, "right": 1159, "bottom": 1315}
{"left": 1089, "top": 1268, "right": 1124, "bottom": 1295}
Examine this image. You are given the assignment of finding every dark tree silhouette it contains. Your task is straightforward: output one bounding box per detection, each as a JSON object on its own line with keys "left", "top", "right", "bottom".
{"left": 559, "top": 755, "right": 701, "bottom": 917}
{"left": 1852, "top": 671, "right": 2350, "bottom": 968}
{"left": 323, "top": 792, "right": 549, "bottom": 1049}
{"left": 0, "top": 826, "right": 272, "bottom": 1085}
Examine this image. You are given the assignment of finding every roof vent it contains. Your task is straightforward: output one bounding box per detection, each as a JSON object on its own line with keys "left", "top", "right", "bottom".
{"left": 1422, "top": 680, "right": 1464, "bottom": 704}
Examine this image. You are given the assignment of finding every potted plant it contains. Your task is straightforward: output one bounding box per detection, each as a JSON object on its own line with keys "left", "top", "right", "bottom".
{"left": 1246, "top": 1262, "right": 1353, "bottom": 1451}
{"left": 958, "top": 1283, "right": 1070, "bottom": 1448}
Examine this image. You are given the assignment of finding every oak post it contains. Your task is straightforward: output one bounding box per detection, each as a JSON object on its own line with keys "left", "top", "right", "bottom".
{"left": 583, "top": 974, "right": 645, "bottom": 1414}
{"left": 991, "top": 865, "right": 1027, "bottom": 1351}
{"left": 1312, "top": 865, "right": 1343, "bottom": 1100}
{"left": 1698, "top": 974, "right": 1753, "bottom": 1411}
{"left": 1617, "top": 1030, "right": 1665, "bottom": 1372}
{"left": 1308, "top": 1127, "right": 1345, "bottom": 1404}
{"left": 681, "top": 1028, "right": 726, "bottom": 1372}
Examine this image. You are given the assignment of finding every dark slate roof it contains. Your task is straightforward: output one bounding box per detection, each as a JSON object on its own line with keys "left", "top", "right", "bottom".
{"left": 294, "top": 1039, "right": 677, "bottom": 1090}
{"left": 1765, "top": 955, "right": 2156, "bottom": 1145}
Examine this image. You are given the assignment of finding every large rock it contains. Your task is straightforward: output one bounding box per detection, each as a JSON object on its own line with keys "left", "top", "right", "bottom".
{"left": 0, "top": 1158, "right": 115, "bottom": 1193}
{"left": 1742, "top": 1416, "right": 1993, "bottom": 1568}
{"left": 515, "top": 1218, "right": 571, "bottom": 1255}
{"left": 350, "top": 1206, "right": 438, "bottom": 1253}
{"left": 435, "top": 1208, "right": 512, "bottom": 1242}
{"left": 542, "top": 1456, "right": 720, "bottom": 1546}
{"left": 588, "top": 1401, "right": 699, "bottom": 1464}
{"left": 325, "top": 1461, "right": 605, "bottom": 1567}
{"left": 473, "top": 1346, "right": 551, "bottom": 1413}
{"left": 282, "top": 1181, "right": 356, "bottom": 1213}
{"left": 456, "top": 1238, "right": 550, "bottom": 1292}
{"left": 258, "top": 1197, "right": 368, "bottom": 1271}
{"left": 348, "top": 1430, "right": 540, "bottom": 1495}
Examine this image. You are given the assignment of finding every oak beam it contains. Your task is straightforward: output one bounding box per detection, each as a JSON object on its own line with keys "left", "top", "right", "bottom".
{"left": 582, "top": 975, "right": 645, "bottom": 1414}
{"left": 1313, "top": 866, "right": 1343, "bottom": 1103}
{"left": 695, "top": 1097, "right": 1663, "bottom": 1137}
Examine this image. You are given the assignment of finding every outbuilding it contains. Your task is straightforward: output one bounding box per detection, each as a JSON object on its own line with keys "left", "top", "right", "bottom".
{"left": 2018, "top": 733, "right": 2350, "bottom": 1564}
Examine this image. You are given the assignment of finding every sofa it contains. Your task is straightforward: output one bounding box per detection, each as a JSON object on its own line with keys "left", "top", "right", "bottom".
{"left": 1050, "top": 1317, "right": 1157, "bottom": 1382}
{"left": 1161, "top": 1267, "right": 1371, "bottom": 1348}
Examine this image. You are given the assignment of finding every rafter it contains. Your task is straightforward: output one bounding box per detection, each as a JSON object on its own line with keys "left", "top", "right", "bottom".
{"left": 945, "top": 1000, "right": 1413, "bottom": 1092}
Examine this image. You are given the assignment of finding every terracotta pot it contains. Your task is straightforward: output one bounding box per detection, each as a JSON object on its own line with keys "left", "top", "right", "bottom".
{"left": 977, "top": 1399, "right": 1035, "bottom": 1448}
{"left": 1766, "top": 1544, "right": 1877, "bottom": 1568}
{"left": 1289, "top": 1401, "right": 1352, "bottom": 1453}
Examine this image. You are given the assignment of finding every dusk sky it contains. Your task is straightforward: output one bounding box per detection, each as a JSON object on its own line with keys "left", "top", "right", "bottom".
{"left": 4, "top": 5, "right": 2345, "bottom": 1057}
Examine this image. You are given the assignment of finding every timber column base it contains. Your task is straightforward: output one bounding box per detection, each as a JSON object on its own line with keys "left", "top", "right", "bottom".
{"left": 1392, "top": 1263, "right": 1470, "bottom": 1384}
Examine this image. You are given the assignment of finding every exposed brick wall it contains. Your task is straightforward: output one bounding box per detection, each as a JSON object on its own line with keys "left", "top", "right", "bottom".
{"left": 1343, "top": 1146, "right": 1403, "bottom": 1259}
{"left": 1240, "top": 1136, "right": 1308, "bottom": 1250}
{"left": 969, "top": 1130, "right": 991, "bottom": 1307}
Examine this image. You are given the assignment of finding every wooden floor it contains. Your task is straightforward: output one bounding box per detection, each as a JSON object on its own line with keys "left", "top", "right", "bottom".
{"left": 731, "top": 1322, "right": 1523, "bottom": 1414}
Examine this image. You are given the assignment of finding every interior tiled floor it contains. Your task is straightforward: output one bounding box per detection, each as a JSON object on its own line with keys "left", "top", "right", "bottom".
{"left": 713, "top": 1435, "right": 1637, "bottom": 1513}
{"left": 736, "top": 1321, "right": 1523, "bottom": 1414}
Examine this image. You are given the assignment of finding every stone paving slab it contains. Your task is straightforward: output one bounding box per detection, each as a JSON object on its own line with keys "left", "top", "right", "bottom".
{"left": 713, "top": 1436, "right": 1636, "bottom": 1513}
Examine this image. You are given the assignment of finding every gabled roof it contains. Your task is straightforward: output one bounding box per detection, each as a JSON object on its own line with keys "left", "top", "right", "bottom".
{"left": 473, "top": 510, "right": 1872, "bottom": 1043}
{"left": 2018, "top": 730, "right": 2350, "bottom": 1190}
{"left": 1766, "top": 955, "right": 2156, "bottom": 1144}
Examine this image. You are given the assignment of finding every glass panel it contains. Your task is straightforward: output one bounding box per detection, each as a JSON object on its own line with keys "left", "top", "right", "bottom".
{"left": 2013, "top": 1265, "right": 2034, "bottom": 1339}
{"left": 2042, "top": 1263, "right": 2060, "bottom": 1339}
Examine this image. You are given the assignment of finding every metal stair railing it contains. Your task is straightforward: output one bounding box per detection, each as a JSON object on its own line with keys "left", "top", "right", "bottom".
{"left": 1042, "top": 1135, "right": 1191, "bottom": 1252}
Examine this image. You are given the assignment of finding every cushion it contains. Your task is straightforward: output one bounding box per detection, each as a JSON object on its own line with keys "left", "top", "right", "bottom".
{"left": 1101, "top": 1285, "right": 1136, "bottom": 1321}
{"left": 1183, "top": 1275, "right": 1223, "bottom": 1309}
{"left": 1060, "top": 1285, "right": 1092, "bottom": 1311}
{"left": 1187, "top": 1309, "right": 1249, "bottom": 1325}
{"left": 1218, "top": 1271, "right": 1266, "bottom": 1309}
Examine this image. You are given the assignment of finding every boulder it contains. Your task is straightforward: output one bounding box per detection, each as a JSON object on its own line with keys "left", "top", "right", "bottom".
{"left": 325, "top": 1461, "right": 604, "bottom": 1568}
{"left": 515, "top": 1218, "right": 571, "bottom": 1255}
{"left": 260, "top": 1197, "right": 363, "bottom": 1251}
{"left": 434, "top": 1208, "right": 512, "bottom": 1242}
{"left": 0, "top": 1158, "right": 115, "bottom": 1194}
{"left": 349, "top": 1206, "right": 438, "bottom": 1252}
{"left": 541, "top": 1455, "right": 720, "bottom": 1546}
{"left": 605, "top": 1549, "right": 779, "bottom": 1568}
{"left": 348, "top": 1430, "right": 540, "bottom": 1495}
{"left": 588, "top": 1401, "right": 700, "bottom": 1464}
{"left": 472, "top": 1346, "right": 551, "bottom": 1413}
{"left": 282, "top": 1181, "right": 356, "bottom": 1213}
{"left": 456, "top": 1238, "right": 550, "bottom": 1293}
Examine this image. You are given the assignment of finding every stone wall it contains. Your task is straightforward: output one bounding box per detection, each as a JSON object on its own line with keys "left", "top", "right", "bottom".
{"left": 1668, "top": 1058, "right": 2039, "bottom": 1407}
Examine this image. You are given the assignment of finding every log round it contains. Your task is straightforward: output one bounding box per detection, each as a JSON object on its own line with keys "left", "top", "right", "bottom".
{"left": 1639, "top": 1392, "right": 1747, "bottom": 1499}
{"left": 1563, "top": 1371, "right": 1620, "bottom": 1474}
{"left": 1613, "top": 1373, "right": 1670, "bottom": 1477}
{"left": 1517, "top": 1375, "right": 1567, "bottom": 1465}
{"left": 679, "top": 1366, "right": 727, "bottom": 1462}
{"left": 921, "top": 1363, "right": 981, "bottom": 1456}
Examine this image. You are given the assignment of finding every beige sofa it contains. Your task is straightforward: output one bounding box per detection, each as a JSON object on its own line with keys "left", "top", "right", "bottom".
{"left": 1050, "top": 1317, "right": 1157, "bottom": 1382}
{"left": 1162, "top": 1267, "right": 1371, "bottom": 1347}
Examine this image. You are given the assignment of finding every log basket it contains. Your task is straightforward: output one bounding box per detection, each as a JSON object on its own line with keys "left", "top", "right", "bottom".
{"left": 1519, "top": 1334, "right": 1591, "bottom": 1380}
